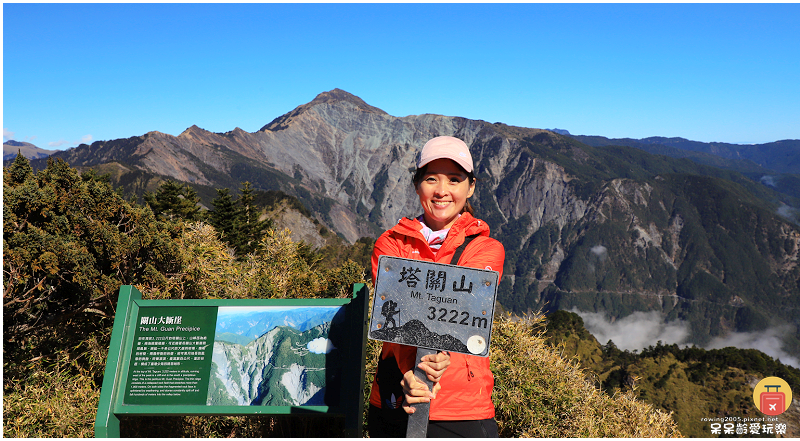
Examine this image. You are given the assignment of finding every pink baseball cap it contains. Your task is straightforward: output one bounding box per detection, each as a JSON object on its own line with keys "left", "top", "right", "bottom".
{"left": 417, "top": 136, "right": 474, "bottom": 173}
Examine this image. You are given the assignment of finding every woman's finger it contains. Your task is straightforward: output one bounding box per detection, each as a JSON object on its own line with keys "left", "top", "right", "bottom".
{"left": 401, "top": 370, "right": 433, "bottom": 396}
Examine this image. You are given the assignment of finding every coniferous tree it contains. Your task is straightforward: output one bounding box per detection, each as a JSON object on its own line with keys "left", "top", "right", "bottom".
{"left": 209, "top": 183, "right": 273, "bottom": 256}
{"left": 209, "top": 187, "right": 240, "bottom": 249}
{"left": 144, "top": 180, "right": 202, "bottom": 222}
{"left": 235, "top": 181, "right": 272, "bottom": 254}
{"left": 5, "top": 151, "right": 34, "bottom": 185}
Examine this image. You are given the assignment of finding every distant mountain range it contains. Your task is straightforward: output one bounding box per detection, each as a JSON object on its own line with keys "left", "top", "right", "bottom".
{"left": 571, "top": 135, "right": 800, "bottom": 175}
{"left": 214, "top": 306, "right": 343, "bottom": 344}
{"left": 3, "top": 140, "right": 57, "bottom": 161}
{"left": 8, "top": 88, "right": 800, "bottom": 359}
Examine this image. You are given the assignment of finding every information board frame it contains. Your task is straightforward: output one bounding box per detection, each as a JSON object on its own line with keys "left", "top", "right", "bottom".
{"left": 95, "top": 284, "right": 369, "bottom": 437}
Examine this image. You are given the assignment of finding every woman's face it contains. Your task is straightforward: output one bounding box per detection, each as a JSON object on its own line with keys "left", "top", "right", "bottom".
{"left": 415, "top": 158, "right": 475, "bottom": 231}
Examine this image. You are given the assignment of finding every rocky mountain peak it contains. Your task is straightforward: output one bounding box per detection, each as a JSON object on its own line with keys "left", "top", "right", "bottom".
{"left": 180, "top": 125, "right": 210, "bottom": 136}
{"left": 308, "top": 88, "right": 387, "bottom": 115}
{"left": 259, "top": 88, "right": 387, "bottom": 132}
{"left": 145, "top": 130, "right": 172, "bottom": 138}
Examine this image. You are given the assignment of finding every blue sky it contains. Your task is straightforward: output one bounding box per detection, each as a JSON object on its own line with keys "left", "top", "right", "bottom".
{"left": 4, "top": 3, "right": 799, "bottom": 150}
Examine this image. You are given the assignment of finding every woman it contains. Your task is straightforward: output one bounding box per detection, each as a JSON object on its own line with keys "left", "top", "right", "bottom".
{"left": 368, "top": 136, "right": 505, "bottom": 437}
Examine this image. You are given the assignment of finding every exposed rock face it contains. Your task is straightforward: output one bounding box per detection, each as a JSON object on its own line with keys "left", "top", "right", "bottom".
{"left": 209, "top": 324, "right": 330, "bottom": 407}
{"left": 39, "top": 90, "right": 597, "bottom": 243}
{"left": 497, "top": 154, "right": 588, "bottom": 232}
{"left": 266, "top": 200, "right": 326, "bottom": 249}
{"left": 252, "top": 100, "right": 488, "bottom": 233}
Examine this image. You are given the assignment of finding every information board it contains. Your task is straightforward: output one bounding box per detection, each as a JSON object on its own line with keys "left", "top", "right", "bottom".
{"left": 369, "top": 256, "right": 499, "bottom": 357}
{"left": 95, "top": 285, "right": 369, "bottom": 437}
{"left": 124, "top": 306, "right": 217, "bottom": 405}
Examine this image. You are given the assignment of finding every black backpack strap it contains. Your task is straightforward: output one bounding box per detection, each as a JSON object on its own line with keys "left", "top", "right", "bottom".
{"left": 449, "top": 234, "right": 480, "bottom": 265}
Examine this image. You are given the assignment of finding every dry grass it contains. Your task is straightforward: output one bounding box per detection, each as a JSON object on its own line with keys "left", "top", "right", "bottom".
{"left": 116, "top": 414, "right": 346, "bottom": 437}
{"left": 3, "top": 366, "right": 100, "bottom": 437}
{"left": 3, "top": 329, "right": 108, "bottom": 438}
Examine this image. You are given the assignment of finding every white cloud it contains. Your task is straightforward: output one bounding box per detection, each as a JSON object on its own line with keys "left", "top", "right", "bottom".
{"left": 307, "top": 337, "right": 336, "bottom": 354}
{"left": 47, "top": 135, "right": 93, "bottom": 148}
{"left": 3, "top": 128, "right": 14, "bottom": 141}
{"left": 760, "top": 175, "right": 778, "bottom": 187}
{"left": 776, "top": 204, "right": 799, "bottom": 223}
{"left": 570, "top": 308, "right": 690, "bottom": 351}
{"left": 590, "top": 245, "right": 607, "bottom": 256}
{"left": 707, "top": 326, "right": 799, "bottom": 368}
{"left": 590, "top": 245, "right": 608, "bottom": 266}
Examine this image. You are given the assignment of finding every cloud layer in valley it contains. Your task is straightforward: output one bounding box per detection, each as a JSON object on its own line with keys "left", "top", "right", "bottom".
{"left": 570, "top": 308, "right": 799, "bottom": 368}
{"left": 570, "top": 309, "right": 689, "bottom": 350}
{"left": 706, "top": 326, "right": 800, "bottom": 368}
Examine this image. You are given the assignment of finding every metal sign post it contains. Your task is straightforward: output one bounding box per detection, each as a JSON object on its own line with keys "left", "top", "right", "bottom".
{"left": 369, "top": 256, "right": 499, "bottom": 437}
{"left": 406, "top": 347, "right": 437, "bottom": 437}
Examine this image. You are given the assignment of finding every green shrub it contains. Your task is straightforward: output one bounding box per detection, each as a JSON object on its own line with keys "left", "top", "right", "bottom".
{"left": 491, "top": 313, "right": 681, "bottom": 437}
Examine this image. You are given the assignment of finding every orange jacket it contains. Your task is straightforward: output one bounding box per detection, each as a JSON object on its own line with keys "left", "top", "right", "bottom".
{"left": 369, "top": 213, "right": 505, "bottom": 420}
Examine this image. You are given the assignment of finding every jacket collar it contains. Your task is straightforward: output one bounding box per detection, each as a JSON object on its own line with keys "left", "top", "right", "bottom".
{"left": 392, "top": 212, "right": 490, "bottom": 239}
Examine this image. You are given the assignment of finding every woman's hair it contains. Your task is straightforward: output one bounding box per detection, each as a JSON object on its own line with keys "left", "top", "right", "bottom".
{"left": 412, "top": 163, "right": 477, "bottom": 215}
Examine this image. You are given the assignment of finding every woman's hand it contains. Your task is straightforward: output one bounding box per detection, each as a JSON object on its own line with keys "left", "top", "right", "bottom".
{"left": 400, "top": 351, "right": 451, "bottom": 414}
{"left": 418, "top": 351, "right": 451, "bottom": 385}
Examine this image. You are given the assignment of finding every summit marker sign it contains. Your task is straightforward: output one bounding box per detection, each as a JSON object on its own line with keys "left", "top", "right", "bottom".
{"left": 368, "top": 256, "right": 500, "bottom": 437}
{"left": 369, "top": 255, "right": 500, "bottom": 358}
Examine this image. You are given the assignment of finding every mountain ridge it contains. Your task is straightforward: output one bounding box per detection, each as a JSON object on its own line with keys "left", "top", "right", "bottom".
{"left": 3, "top": 140, "right": 57, "bottom": 161}
{"left": 569, "top": 133, "right": 800, "bottom": 176}
{"left": 13, "top": 89, "right": 800, "bottom": 357}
